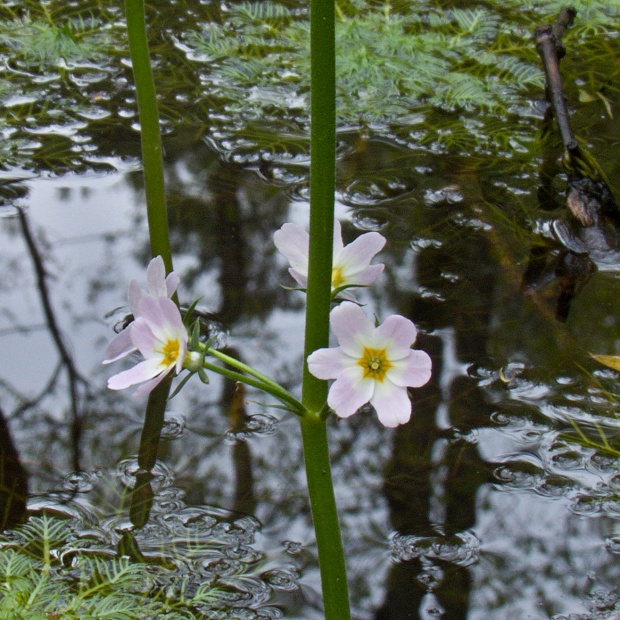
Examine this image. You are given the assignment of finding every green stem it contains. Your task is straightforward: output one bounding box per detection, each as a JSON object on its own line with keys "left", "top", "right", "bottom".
{"left": 125, "top": 0, "right": 173, "bottom": 271}
{"left": 200, "top": 358, "right": 306, "bottom": 416}
{"left": 300, "top": 416, "right": 350, "bottom": 616}
{"left": 125, "top": 0, "right": 174, "bottom": 509}
{"left": 300, "top": 0, "right": 351, "bottom": 615}
{"left": 208, "top": 348, "right": 293, "bottom": 399}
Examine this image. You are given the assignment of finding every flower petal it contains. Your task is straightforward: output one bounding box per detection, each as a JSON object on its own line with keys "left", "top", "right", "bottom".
{"left": 130, "top": 318, "right": 159, "bottom": 357}
{"left": 132, "top": 371, "right": 170, "bottom": 398}
{"left": 307, "top": 346, "right": 348, "bottom": 380}
{"left": 388, "top": 350, "right": 432, "bottom": 388}
{"left": 330, "top": 302, "right": 374, "bottom": 356}
{"left": 336, "top": 231, "right": 385, "bottom": 277}
{"left": 147, "top": 255, "right": 168, "bottom": 298}
{"left": 165, "top": 272, "right": 180, "bottom": 297}
{"left": 136, "top": 296, "right": 186, "bottom": 337}
{"left": 108, "top": 356, "right": 165, "bottom": 390}
{"left": 103, "top": 327, "right": 136, "bottom": 363}
{"left": 370, "top": 380, "right": 412, "bottom": 427}
{"left": 332, "top": 219, "right": 344, "bottom": 255}
{"left": 327, "top": 366, "right": 374, "bottom": 418}
{"left": 288, "top": 269, "right": 308, "bottom": 289}
{"left": 344, "top": 263, "right": 384, "bottom": 286}
{"left": 158, "top": 297, "right": 186, "bottom": 333}
{"left": 374, "top": 314, "right": 418, "bottom": 358}
{"left": 274, "top": 223, "right": 310, "bottom": 276}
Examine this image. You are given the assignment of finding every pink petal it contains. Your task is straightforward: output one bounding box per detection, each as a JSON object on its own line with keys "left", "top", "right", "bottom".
{"left": 307, "top": 346, "right": 348, "bottom": 380}
{"left": 165, "top": 272, "right": 180, "bottom": 297}
{"left": 132, "top": 371, "right": 170, "bottom": 398}
{"left": 289, "top": 269, "right": 308, "bottom": 289}
{"left": 147, "top": 256, "right": 168, "bottom": 298}
{"left": 130, "top": 318, "right": 158, "bottom": 357}
{"left": 136, "top": 296, "right": 185, "bottom": 336}
{"left": 388, "top": 350, "right": 432, "bottom": 388}
{"left": 345, "top": 263, "right": 384, "bottom": 286}
{"left": 107, "top": 357, "right": 164, "bottom": 390}
{"left": 327, "top": 366, "right": 374, "bottom": 418}
{"left": 103, "top": 327, "right": 136, "bottom": 363}
{"left": 330, "top": 302, "right": 373, "bottom": 356}
{"left": 136, "top": 295, "right": 164, "bottom": 326}
{"left": 332, "top": 220, "right": 344, "bottom": 255}
{"left": 336, "top": 231, "right": 385, "bottom": 276}
{"left": 274, "top": 224, "right": 309, "bottom": 276}
{"left": 158, "top": 297, "right": 186, "bottom": 332}
{"left": 370, "top": 381, "right": 412, "bottom": 427}
{"left": 375, "top": 314, "right": 418, "bottom": 358}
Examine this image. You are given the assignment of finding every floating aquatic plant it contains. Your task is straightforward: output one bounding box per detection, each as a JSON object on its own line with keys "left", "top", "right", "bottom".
{"left": 0, "top": 0, "right": 618, "bottom": 174}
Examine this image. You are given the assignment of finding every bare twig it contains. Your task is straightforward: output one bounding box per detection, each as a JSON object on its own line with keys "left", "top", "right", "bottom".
{"left": 535, "top": 7, "right": 577, "bottom": 150}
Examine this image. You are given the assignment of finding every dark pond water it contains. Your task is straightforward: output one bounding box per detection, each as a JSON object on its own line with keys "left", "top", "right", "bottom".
{"left": 1, "top": 0, "right": 620, "bottom": 618}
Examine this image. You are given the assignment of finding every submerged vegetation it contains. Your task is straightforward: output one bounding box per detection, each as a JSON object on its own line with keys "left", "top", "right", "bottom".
{"left": 0, "top": 1, "right": 619, "bottom": 618}
{"left": 0, "top": 0, "right": 618, "bottom": 172}
{"left": 0, "top": 505, "right": 285, "bottom": 619}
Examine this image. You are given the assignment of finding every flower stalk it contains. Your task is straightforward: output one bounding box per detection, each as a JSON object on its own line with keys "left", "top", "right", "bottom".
{"left": 300, "top": 0, "right": 352, "bottom": 613}
{"left": 125, "top": 0, "right": 173, "bottom": 272}
{"left": 124, "top": 0, "right": 175, "bottom": 479}
{"left": 200, "top": 348, "right": 307, "bottom": 416}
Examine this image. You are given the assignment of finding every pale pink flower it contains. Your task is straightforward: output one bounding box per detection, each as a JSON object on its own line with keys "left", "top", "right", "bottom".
{"left": 105, "top": 256, "right": 180, "bottom": 363}
{"left": 307, "top": 302, "right": 432, "bottom": 427}
{"left": 104, "top": 256, "right": 187, "bottom": 397}
{"left": 273, "top": 221, "right": 385, "bottom": 298}
{"left": 104, "top": 295, "right": 188, "bottom": 397}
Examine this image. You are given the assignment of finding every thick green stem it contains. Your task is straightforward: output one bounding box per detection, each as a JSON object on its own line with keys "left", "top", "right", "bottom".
{"left": 125, "top": 0, "right": 173, "bottom": 271}
{"left": 300, "top": 0, "right": 351, "bottom": 615}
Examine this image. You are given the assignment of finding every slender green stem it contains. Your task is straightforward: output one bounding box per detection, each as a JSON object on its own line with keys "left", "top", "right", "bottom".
{"left": 302, "top": 0, "right": 336, "bottom": 408}
{"left": 300, "top": 416, "right": 350, "bottom": 615}
{"left": 207, "top": 348, "right": 293, "bottom": 398}
{"left": 125, "top": 0, "right": 173, "bottom": 271}
{"left": 300, "top": 0, "right": 351, "bottom": 615}
{"left": 200, "top": 358, "right": 306, "bottom": 416}
{"left": 125, "top": 0, "right": 174, "bottom": 496}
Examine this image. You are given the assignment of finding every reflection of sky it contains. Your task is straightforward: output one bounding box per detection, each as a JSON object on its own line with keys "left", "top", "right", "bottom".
{"left": 0, "top": 173, "right": 146, "bottom": 396}
{"left": 1, "top": 173, "right": 619, "bottom": 619}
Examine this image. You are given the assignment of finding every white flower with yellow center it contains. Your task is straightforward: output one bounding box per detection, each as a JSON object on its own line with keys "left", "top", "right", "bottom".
{"left": 307, "top": 302, "right": 432, "bottom": 427}
{"left": 103, "top": 256, "right": 188, "bottom": 397}
{"left": 105, "top": 295, "right": 189, "bottom": 397}
{"left": 273, "top": 220, "right": 385, "bottom": 299}
{"left": 105, "top": 256, "right": 180, "bottom": 364}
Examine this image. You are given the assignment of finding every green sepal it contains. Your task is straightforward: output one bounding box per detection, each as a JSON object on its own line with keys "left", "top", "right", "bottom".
{"left": 167, "top": 371, "right": 194, "bottom": 400}
{"left": 190, "top": 320, "right": 202, "bottom": 349}
{"left": 280, "top": 284, "right": 307, "bottom": 292}
{"left": 183, "top": 297, "right": 204, "bottom": 327}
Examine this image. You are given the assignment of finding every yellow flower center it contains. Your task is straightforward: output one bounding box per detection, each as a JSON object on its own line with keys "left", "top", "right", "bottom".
{"left": 358, "top": 347, "right": 392, "bottom": 381}
{"left": 332, "top": 266, "right": 345, "bottom": 290}
{"left": 160, "top": 338, "right": 181, "bottom": 367}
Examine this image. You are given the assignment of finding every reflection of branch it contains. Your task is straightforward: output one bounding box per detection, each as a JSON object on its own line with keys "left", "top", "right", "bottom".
{"left": 10, "top": 361, "right": 64, "bottom": 419}
{"left": 16, "top": 207, "right": 89, "bottom": 470}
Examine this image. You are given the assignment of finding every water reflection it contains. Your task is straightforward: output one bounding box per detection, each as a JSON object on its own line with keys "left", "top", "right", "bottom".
{"left": 1, "top": 3, "right": 620, "bottom": 615}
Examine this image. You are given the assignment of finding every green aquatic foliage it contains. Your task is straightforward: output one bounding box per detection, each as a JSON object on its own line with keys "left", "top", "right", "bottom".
{"left": 0, "top": 515, "right": 228, "bottom": 619}
{"left": 180, "top": 0, "right": 619, "bottom": 156}
{"left": 0, "top": 17, "right": 103, "bottom": 65}
{"left": 0, "top": 0, "right": 618, "bottom": 172}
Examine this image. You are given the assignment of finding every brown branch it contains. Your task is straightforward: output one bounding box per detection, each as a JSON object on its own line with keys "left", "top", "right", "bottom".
{"left": 535, "top": 7, "right": 577, "bottom": 150}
